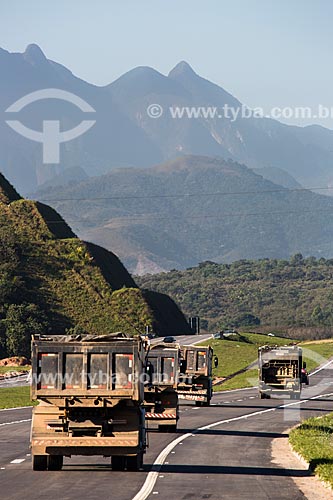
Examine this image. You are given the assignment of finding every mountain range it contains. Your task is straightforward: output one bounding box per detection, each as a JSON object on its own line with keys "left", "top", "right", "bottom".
{"left": 2, "top": 44, "right": 333, "bottom": 274}
{"left": 33, "top": 155, "right": 333, "bottom": 274}
{"left": 1, "top": 44, "right": 333, "bottom": 195}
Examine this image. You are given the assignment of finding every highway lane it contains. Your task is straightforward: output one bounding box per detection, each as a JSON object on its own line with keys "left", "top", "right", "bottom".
{"left": 151, "top": 334, "right": 213, "bottom": 346}
{"left": 0, "top": 373, "right": 29, "bottom": 388}
{"left": 0, "top": 371, "right": 332, "bottom": 499}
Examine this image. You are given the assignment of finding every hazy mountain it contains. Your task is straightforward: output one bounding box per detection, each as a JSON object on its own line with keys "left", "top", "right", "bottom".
{"left": 33, "top": 155, "right": 333, "bottom": 274}
{"left": 0, "top": 44, "right": 162, "bottom": 194}
{"left": 109, "top": 60, "right": 333, "bottom": 188}
{"left": 1, "top": 45, "right": 333, "bottom": 195}
{"left": 252, "top": 167, "right": 302, "bottom": 189}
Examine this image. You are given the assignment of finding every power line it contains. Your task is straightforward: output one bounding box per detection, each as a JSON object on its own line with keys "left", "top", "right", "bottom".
{"left": 40, "top": 206, "right": 333, "bottom": 225}
{"left": 38, "top": 185, "right": 333, "bottom": 203}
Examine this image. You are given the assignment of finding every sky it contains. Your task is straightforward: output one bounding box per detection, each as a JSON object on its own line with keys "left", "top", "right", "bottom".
{"left": 1, "top": 0, "right": 333, "bottom": 127}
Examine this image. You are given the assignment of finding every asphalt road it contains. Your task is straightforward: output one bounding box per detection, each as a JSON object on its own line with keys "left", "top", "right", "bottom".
{"left": 0, "top": 373, "right": 29, "bottom": 388}
{"left": 0, "top": 366, "right": 332, "bottom": 499}
{"left": 151, "top": 334, "right": 213, "bottom": 346}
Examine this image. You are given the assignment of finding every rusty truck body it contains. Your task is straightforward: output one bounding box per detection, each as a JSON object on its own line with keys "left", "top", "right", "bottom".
{"left": 144, "top": 343, "right": 180, "bottom": 431}
{"left": 30, "top": 333, "right": 147, "bottom": 471}
{"left": 258, "top": 345, "right": 306, "bottom": 399}
{"left": 177, "top": 345, "right": 214, "bottom": 406}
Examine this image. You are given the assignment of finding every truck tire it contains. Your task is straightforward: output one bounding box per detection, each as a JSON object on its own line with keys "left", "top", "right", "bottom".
{"left": 32, "top": 455, "right": 48, "bottom": 471}
{"left": 112, "top": 456, "right": 126, "bottom": 471}
{"left": 202, "top": 399, "right": 211, "bottom": 407}
{"left": 195, "top": 401, "right": 202, "bottom": 407}
{"left": 48, "top": 455, "right": 63, "bottom": 471}
{"left": 127, "top": 452, "right": 143, "bottom": 471}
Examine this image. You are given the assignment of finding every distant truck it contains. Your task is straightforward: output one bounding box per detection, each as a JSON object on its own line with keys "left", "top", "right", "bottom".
{"left": 258, "top": 345, "right": 308, "bottom": 400}
{"left": 177, "top": 345, "right": 218, "bottom": 406}
{"left": 30, "top": 333, "right": 147, "bottom": 471}
{"left": 144, "top": 343, "right": 181, "bottom": 431}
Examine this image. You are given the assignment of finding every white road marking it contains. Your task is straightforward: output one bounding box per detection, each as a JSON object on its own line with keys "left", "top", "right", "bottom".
{"left": 237, "top": 399, "right": 243, "bottom": 401}
{"left": 0, "top": 406, "right": 32, "bottom": 412}
{"left": 0, "top": 419, "right": 31, "bottom": 427}
{"left": 132, "top": 391, "right": 333, "bottom": 500}
{"left": 309, "top": 359, "right": 333, "bottom": 377}
{"left": 10, "top": 459, "right": 25, "bottom": 464}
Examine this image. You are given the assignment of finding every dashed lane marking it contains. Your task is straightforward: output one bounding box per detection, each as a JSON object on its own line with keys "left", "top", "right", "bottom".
{"left": 132, "top": 391, "right": 333, "bottom": 500}
{"left": 10, "top": 459, "right": 25, "bottom": 464}
{"left": 0, "top": 419, "right": 31, "bottom": 427}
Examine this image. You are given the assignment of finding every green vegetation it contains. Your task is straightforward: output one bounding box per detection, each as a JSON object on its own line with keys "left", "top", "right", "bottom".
{"left": 289, "top": 413, "right": 333, "bottom": 488}
{"left": 0, "top": 365, "right": 30, "bottom": 374}
{"left": 0, "top": 386, "right": 37, "bottom": 409}
{"left": 215, "top": 369, "right": 258, "bottom": 392}
{"left": 301, "top": 342, "right": 333, "bottom": 372}
{"left": 138, "top": 256, "right": 333, "bottom": 340}
{"left": 0, "top": 173, "right": 190, "bottom": 358}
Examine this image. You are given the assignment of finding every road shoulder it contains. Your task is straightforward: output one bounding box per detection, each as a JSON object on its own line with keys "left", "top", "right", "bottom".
{"left": 271, "top": 428, "right": 333, "bottom": 499}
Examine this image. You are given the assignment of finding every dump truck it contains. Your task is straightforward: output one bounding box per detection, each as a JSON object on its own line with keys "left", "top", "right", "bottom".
{"left": 258, "top": 345, "right": 307, "bottom": 399}
{"left": 144, "top": 343, "right": 181, "bottom": 431}
{"left": 30, "top": 333, "right": 147, "bottom": 471}
{"left": 176, "top": 345, "right": 217, "bottom": 406}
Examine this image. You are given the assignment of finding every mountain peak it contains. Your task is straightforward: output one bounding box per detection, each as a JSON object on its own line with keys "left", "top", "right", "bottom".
{"left": 23, "top": 44, "right": 47, "bottom": 65}
{"left": 0, "top": 172, "right": 22, "bottom": 204}
{"left": 168, "top": 61, "right": 197, "bottom": 79}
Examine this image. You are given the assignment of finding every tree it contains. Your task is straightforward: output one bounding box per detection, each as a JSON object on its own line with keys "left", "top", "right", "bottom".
{"left": 4, "top": 304, "right": 48, "bottom": 359}
{"left": 234, "top": 313, "right": 261, "bottom": 327}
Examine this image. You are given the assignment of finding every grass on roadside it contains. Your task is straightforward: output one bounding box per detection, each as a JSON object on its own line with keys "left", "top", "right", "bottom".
{"left": 215, "top": 368, "right": 258, "bottom": 392}
{"left": 0, "top": 386, "right": 37, "bottom": 409}
{"left": 289, "top": 413, "right": 333, "bottom": 488}
{"left": 0, "top": 365, "right": 31, "bottom": 374}
{"left": 300, "top": 342, "right": 333, "bottom": 372}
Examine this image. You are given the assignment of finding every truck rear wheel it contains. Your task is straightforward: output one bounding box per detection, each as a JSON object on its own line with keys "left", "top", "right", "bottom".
{"left": 202, "top": 399, "right": 211, "bottom": 407}
{"left": 127, "top": 452, "right": 143, "bottom": 471}
{"left": 195, "top": 401, "right": 202, "bottom": 407}
{"left": 32, "top": 455, "right": 48, "bottom": 471}
{"left": 48, "top": 455, "right": 63, "bottom": 471}
{"left": 112, "top": 456, "right": 126, "bottom": 471}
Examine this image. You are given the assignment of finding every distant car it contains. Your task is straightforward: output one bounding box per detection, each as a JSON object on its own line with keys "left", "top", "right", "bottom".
{"left": 163, "top": 336, "right": 176, "bottom": 343}
{"left": 301, "top": 368, "right": 309, "bottom": 385}
{"left": 267, "top": 333, "right": 275, "bottom": 337}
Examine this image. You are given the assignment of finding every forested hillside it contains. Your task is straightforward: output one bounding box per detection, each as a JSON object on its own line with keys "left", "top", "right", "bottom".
{"left": 0, "top": 174, "right": 190, "bottom": 358}
{"left": 137, "top": 256, "right": 333, "bottom": 339}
